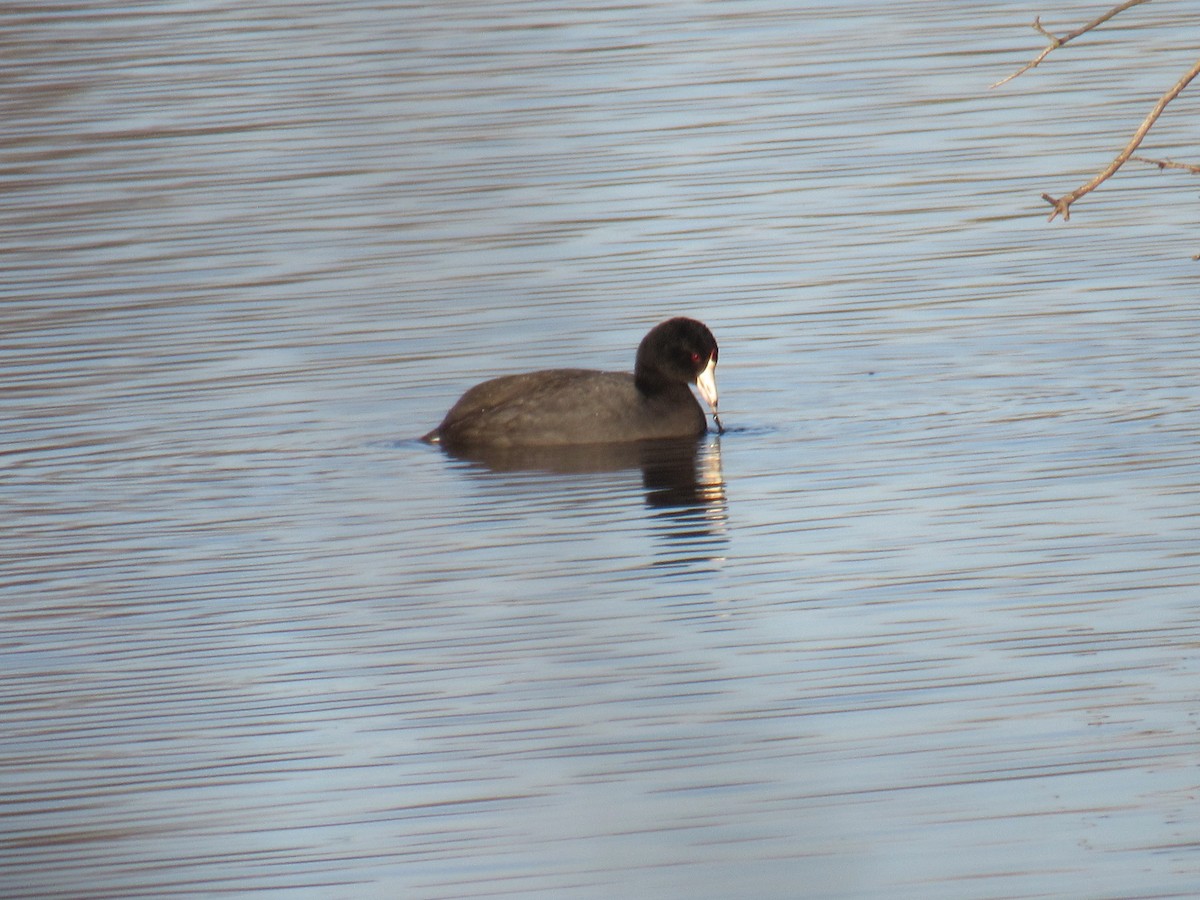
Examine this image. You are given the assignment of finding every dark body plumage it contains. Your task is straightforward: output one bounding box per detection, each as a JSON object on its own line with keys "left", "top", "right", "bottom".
{"left": 423, "top": 318, "right": 719, "bottom": 449}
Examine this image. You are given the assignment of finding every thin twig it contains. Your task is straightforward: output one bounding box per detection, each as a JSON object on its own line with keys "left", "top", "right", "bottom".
{"left": 991, "top": 0, "right": 1152, "bottom": 89}
{"left": 1042, "top": 57, "right": 1200, "bottom": 221}
{"left": 1132, "top": 155, "right": 1200, "bottom": 174}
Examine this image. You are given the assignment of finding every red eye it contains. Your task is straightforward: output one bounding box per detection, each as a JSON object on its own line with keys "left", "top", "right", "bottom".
{"left": 690, "top": 352, "right": 701, "bottom": 364}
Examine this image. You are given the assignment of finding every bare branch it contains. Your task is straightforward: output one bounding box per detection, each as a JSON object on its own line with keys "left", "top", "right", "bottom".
{"left": 991, "top": 0, "right": 1153, "bottom": 89}
{"left": 1042, "top": 57, "right": 1200, "bottom": 221}
{"left": 1132, "top": 155, "right": 1200, "bottom": 174}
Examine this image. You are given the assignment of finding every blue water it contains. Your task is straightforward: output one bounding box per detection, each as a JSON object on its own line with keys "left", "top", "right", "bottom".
{"left": 4, "top": 1, "right": 1200, "bottom": 897}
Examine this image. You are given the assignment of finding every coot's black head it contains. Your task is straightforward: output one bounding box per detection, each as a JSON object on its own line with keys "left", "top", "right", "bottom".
{"left": 634, "top": 317, "right": 719, "bottom": 411}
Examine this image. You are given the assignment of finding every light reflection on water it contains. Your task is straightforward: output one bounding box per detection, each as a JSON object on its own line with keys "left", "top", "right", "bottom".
{"left": 4, "top": 0, "right": 1200, "bottom": 897}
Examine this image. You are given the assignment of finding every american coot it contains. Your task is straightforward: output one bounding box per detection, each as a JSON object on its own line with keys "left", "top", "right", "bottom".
{"left": 423, "top": 317, "right": 721, "bottom": 448}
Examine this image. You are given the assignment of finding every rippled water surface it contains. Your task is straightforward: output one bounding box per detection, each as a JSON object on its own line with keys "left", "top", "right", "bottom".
{"left": 5, "top": 1, "right": 1200, "bottom": 897}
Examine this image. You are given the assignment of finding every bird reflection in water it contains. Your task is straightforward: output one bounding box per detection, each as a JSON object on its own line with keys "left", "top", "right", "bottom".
{"left": 640, "top": 438, "right": 729, "bottom": 574}
{"left": 436, "top": 436, "right": 729, "bottom": 548}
